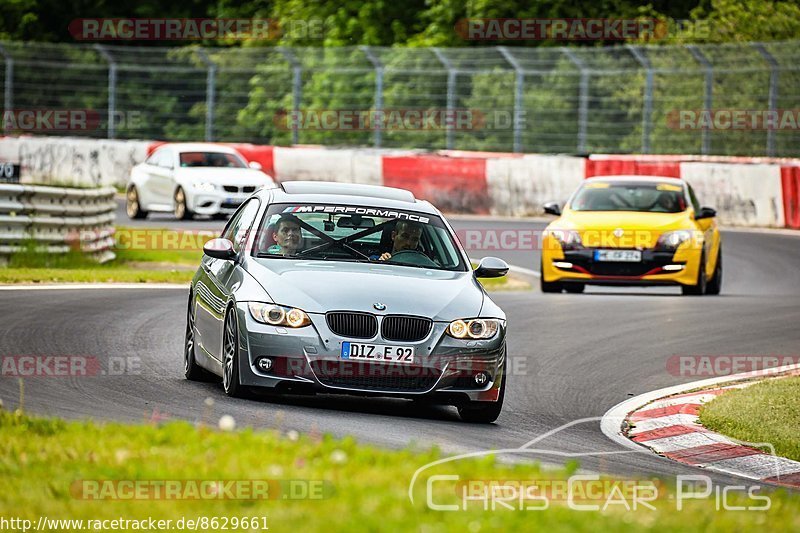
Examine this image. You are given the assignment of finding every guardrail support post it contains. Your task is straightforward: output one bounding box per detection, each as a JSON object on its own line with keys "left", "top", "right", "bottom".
{"left": 562, "top": 49, "right": 589, "bottom": 154}
{"left": 278, "top": 47, "right": 302, "bottom": 146}
{"left": 687, "top": 45, "right": 713, "bottom": 155}
{"left": 498, "top": 46, "right": 525, "bottom": 153}
{"left": 753, "top": 43, "right": 779, "bottom": 158}
{"left": 626, "top": 45, "right": 654, "bottom": 155}
{"left": 432, "top": 48, "right": 456, "bottom": 150}
{"left": 361, "top": 46, "right": 384, "bottom": 148}
{"left": 93, "top": 45, "right": 117, "bottom": 139}
{"left": 196, "top": 49, "right": 217, "bottom": 142}
{"left": 0, "top": 45, "right": 13, "bottom": 134}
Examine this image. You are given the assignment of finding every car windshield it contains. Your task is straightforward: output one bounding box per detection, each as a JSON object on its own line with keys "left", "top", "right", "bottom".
{"left": 179, "top": 151, "right": 246, "bottom": 168}
{"left": 253, "top": 204, "right": 468, "bottom": 271}
{"left": 570, "top": 182, "right": 686, "bottom": 213}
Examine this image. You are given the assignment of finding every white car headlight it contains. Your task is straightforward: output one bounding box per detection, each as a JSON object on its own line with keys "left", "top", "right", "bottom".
{"left": 447, "top": 318, "right": 502, "bottom": 340}
{"left": 248, "top": 303, "right": 311, "bottom": 328}
{"left": 194, "top": 182, "right": 217, "bottom": 192}
{"left": 548, "top": 229, "right": 582, "bottom": 250}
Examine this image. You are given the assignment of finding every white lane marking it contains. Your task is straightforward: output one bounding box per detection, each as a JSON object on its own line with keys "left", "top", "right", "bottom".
{"left": 509, "top": 265, "right": 541, "bottom": 278}
{"left": 638, "top": 432, "right": 737, "bottom": 453}
{"left": 0, "top": 283, "right": 189, "bottom": 290}
{"left": 600, "top": 363, "right": 800, "bottom": 452}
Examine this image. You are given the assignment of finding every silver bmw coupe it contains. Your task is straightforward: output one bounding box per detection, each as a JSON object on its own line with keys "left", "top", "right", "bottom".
{"left": 185, "top": 181, "right": 509, "bottom": 422}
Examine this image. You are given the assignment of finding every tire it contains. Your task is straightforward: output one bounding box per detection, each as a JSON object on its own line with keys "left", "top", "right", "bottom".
{"left": 705, "top": 247, "right": 722, "bottom": 295}
{"left": 564, "top": 283, "right": 585, "bottom": 294}
{"left": 457, "top": 361, "right": 506, "bottom": 424}
{"left": 682, "top": 251, "right": 707, "bottom": 296}
{"left": 222, "top": 307, "right": 248, "bottom": 398}
{"left": 539, "top": 258, "right": 563, "bottom": 293}
{"left": 126, "top": 186, "right": 148, "bottom": 219}
{"left": 174, "top": 187, "right": 194, "bottom": 220}
{"left": 184, "top": 293, "right": 216, "bottom": 382}
{"left": 212, "top": 212, "right": 230, "bottom": 221}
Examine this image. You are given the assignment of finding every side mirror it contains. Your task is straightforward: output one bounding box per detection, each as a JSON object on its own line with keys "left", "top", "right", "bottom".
{"left": 248, "top": 161, "right": 263, "bottom": 170}
{"left": 543, "top": 201, "right": 562, "bottom": 216}
{"left": 695, "top": 206, "right": 716, "bottom": 220}
{"left": 203, "top": 238, "right": 236, "bottom": 260}
{"left": 474, "top": 257, "right": 509, "bottom": 279}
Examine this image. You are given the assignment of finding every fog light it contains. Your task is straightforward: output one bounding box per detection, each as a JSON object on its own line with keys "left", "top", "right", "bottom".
{"left": 553, "top": 261, "right": 573, "bottom": 269}
{"left": 663, "top": 264, "right": 685, "bottom": 271}
{"left": 474, "top": 372, "right": 489, "bottom": 386}
{"left": 256, "top": 357, "right": 273, "bottom": 372}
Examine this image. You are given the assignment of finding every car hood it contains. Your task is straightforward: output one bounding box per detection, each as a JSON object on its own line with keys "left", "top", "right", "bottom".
{"left": 246, "top": 259, "right": 484, "bottom": 321}
{"left": 176, "top": 167, "right": 274, "bottom": 186}
{"left": 550, "top": 210, "right": 693, "bottom": 248}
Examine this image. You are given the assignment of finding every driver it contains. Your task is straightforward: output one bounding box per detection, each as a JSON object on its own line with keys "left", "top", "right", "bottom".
{"left": 378, "top": 220, "right": 423, "bottom": 261}
{"left": 266, "top": 214, "right": 303, "bottom": 256}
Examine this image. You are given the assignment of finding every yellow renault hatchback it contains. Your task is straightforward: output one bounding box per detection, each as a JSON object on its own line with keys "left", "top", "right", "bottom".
{"left": 540, "top": 176, "right": 721, "bottom": 296}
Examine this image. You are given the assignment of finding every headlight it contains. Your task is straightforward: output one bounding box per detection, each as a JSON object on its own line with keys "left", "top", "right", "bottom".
{"left": 248, "top": 302, "right": 310, "bottom": 328}
{"left": 194, "top": 182, "right": 216, "bottom": 192}
{"left": 656, "top": 230, "right": 694, "bottom": 251}
{"left": 548, "top": 229, "right": 582, "bottom": 250}
{"left": 447, "top": 318, "right": 502, "bottom": 340}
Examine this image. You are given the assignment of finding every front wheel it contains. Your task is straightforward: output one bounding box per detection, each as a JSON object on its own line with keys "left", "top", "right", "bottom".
{"left": 174, "top": 187, "right": 194, "bottom": 220}
{"left": 126, "top": 186, "right": 148, "bottom": 219}
{"left": 682, "top": 251, "right": 707, "bottom": 296}
{"left": 705, "top": 247, "right": 722, "bottom": 295}
{"left": 564, "top": 283, "right": 585, "bottom": 294}
{"left": 184, "top": 293, "right": 216, "bottom": 382}
{"left": 457, "top": 362, "right": 506, "bottom": 423}
{"left": 222, "top": 307, "right": 248, "bottom": 397}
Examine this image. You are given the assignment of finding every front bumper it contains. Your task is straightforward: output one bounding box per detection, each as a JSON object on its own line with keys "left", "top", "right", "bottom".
{"left": 542, "top": 246, "right": 701, "bottom": 286}
{"left": 233, "top": 303, "right": 506, "bottom": 404}
{"left": 188, "top": 190, "right": 253, "bottom": 215}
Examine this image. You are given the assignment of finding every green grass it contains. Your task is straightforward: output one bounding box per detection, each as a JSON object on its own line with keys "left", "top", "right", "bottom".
{"left": 699, "top": 376, "right": 800, "bottom": 462}
{"left": 0, "top": 409, "right": 798, "bottom": 532}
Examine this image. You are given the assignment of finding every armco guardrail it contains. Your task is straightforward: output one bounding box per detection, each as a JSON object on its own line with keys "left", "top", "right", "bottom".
{"left": 0, "top": 185, "right": 116, "bottom": 263}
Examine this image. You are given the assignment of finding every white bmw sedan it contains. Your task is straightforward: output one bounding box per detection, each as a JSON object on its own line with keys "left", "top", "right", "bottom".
{"left": 126, "top": 143, "right": 276, "bottom": 220}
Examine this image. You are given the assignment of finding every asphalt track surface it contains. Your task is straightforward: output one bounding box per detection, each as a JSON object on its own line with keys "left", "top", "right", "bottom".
{"left": 1, "top": 200, "right": 799, "bottom": 488}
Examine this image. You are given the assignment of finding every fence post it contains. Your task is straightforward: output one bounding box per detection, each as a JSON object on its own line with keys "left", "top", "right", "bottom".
{"left": 626, "top": 45, "right": 654, "bottom": 155}
{"left": 277, "top": 47, "right": 302, "bottom": 146}
{"left": 432, "top": 48, "right": 456, "bottom": 150}
{"left": 498, "top": 46, "right": 524, "bottom": 153}
{"left": 0, "top": 45, "right": 13, "bottom": 134}
{"left": 752, "top": 43, "right": 779, "bottom": 157}
{"left": 562, "top": 48, "right": 589, "bottom": 154}
{"left": 686, "top": 45, "right": 713, "bottom": 155}
{"left": 196, "top": 49, "right": 216, "bottom": 142}
{"left": 93, "top": 45, "right": 117, "bottom": 139}
{"left": 361, "top": 46, "right": 384, "bottom": 148}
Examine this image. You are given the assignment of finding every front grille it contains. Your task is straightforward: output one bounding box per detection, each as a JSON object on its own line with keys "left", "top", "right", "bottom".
{"left": 588, "top": 262, "right": 657, "bottom": 277}
{"left": 222, "top": 185, "right": 239, "bottom": 193}
{"left": 381, "top": 315, "right": 432, "bottom": 342}
{"left": 326, "top": 312, "right": 378, "bottom": 339}
{"left": 311, "top": 361, "right": 440, "bottom": 392}
{"left": 243, "top": 186, "right": 257, "bottom": 193}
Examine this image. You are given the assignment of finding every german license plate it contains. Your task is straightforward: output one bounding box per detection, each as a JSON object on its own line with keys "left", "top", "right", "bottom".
{"left": 594, "top": 249, "right": 642, "bottom": 262}
{"left": 226, "top": 197, "right": 243, "bottom": 205}
{"left": 340, "top": 342, "right": 415, "bottom": 364}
